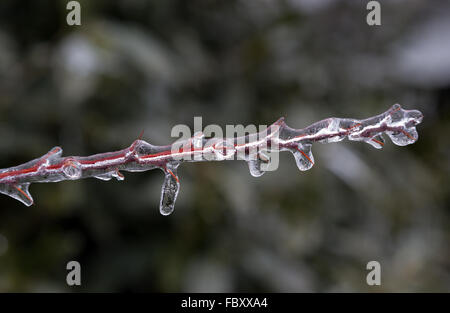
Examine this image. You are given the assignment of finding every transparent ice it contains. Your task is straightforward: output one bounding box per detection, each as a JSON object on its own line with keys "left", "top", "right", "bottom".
{"left": 0, "top": 104, "right": 423, "bottom": 215}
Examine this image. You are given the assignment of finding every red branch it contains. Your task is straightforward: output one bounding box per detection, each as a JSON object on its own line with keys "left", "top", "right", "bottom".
{"left": 0, "top": 104, "right": 423, "bottom": 215}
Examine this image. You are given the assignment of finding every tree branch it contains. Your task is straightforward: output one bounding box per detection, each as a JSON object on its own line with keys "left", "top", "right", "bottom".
{"left": 0, "top": 104, "right": 423, "bottom": 215}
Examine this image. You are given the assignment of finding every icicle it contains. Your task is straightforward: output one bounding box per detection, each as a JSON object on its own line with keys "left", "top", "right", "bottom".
{"left": 248, "top": 159, "right": 264, "bottom": 177}
{"left": 386, "top": 128, "right": 418, "bottom": 146}
{"left": 290, "top": 143, "right": 314, "bottom": 171}
{"left": 93, "top": 170, "right": 125, "bottom": 181}
{"left": 112, "top": 170, "right": 125, "bottom": 181}
{"left": 247, "top": 151, "right": 271, "bottom": 177}
{"left": 366, "top": 134, "right": 385, "bottom": 149}
{"left": 159, "top": 164, "right": 180, "bottom": 216}
{"left": 0, "top": 183, "right": 33, "bottom": 206}
{"left": 94, "top": 173, "right": 114, "bottom": 181}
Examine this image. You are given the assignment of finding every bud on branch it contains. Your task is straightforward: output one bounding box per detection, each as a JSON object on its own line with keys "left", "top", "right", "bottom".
{"left": 0, "top": 104, "right": 423, "bottom": 215}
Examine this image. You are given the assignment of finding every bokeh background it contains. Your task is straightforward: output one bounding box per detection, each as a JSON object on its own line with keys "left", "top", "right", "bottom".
{"left": 0, "top": 0, "right": 449, "bottom": 292}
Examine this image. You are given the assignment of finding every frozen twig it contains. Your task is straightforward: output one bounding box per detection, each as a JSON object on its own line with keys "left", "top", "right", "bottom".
{"left": 0, "top": 104, "right": 423, "bottom": 215}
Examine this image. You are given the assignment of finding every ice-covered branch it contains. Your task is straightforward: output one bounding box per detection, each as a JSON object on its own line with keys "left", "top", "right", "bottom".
{"left": 0, "top": 104, "right": 423, "bottom": 215}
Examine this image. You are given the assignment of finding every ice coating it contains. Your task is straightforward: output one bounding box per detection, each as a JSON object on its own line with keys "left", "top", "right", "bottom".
{"left": 0, "top": 104, "right": 423, "bottom": 215}
{"left": 159, "top": 163, "right": 180, "bottom": 216}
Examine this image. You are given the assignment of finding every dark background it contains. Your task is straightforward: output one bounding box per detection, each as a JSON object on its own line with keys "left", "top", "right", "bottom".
{"left": 0, "top": 0, "right": 448, "bottom": 292}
